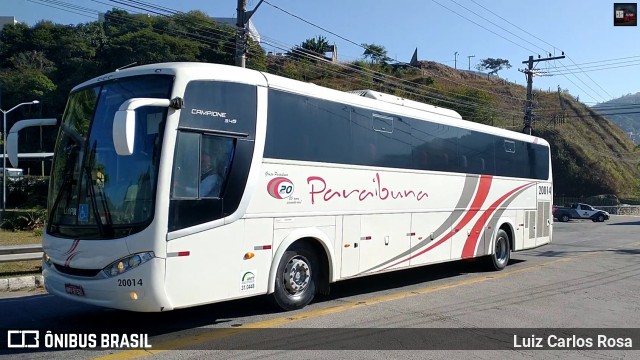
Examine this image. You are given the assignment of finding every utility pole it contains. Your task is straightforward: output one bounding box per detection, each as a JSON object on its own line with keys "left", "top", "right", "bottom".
{"left": 521, "top": 54, "right": 565, "bottom": 135}
{"left": 454, "top": 51, "right": 458, "bottom": 69}
{"left": 235, "top": 0, "right": 265, "bottom": 67}
{"left": 467, "top": 55, "right": 475, "bottom": 71}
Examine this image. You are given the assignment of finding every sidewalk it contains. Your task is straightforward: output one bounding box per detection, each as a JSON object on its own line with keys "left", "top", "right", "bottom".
{"left": 0, "top": 274, "right": 44, "bottom": 292}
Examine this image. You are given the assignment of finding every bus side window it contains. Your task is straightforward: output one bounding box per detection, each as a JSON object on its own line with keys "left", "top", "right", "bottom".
{"left": 460, "top": 155, "right": 468, "bottom": 170}
{"left": 172, "top": 132, "right": 199, "bottom": 198}
{"left": 418, "top": 151, "right": 428, "bottom": 170}
{"left": 368, "top": 143, "right": 377, "bottom": 165}
{"left": 442, "top": 153, "right": 449, "bottom": 168}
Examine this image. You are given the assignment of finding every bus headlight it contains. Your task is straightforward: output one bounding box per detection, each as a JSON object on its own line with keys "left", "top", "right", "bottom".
{"left": 43, "top": 253, "right": 52, "bottom": 267}
{"left": 103, "top": 252, "right": 155, "bottom": 277}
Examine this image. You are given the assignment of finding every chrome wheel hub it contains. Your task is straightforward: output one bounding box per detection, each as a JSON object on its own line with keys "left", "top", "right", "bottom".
{"left": 495, "top": 238, "right": 508, "bottom": 265}
{"left": 284, "top": 257, "right": 310, "bottom": 295}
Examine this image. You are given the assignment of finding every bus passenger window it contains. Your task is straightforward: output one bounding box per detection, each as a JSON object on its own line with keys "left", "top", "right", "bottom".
{"left": 418, "top": 151, "right": 428, "bottom": 170}
{"left": 460, "top": 155, "right": 468, "bottom": 169}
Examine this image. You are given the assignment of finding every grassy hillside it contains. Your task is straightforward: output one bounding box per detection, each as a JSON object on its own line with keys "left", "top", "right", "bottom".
{"left": 267, "top": 57, "right": 640, "bottom": 198}
{"left": 593, "top": 93, "right": 640, "bottom": 144}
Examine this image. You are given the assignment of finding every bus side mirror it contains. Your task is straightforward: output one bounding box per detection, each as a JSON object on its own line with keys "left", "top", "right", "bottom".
{"left": 7, "top": 133, "right": 19, "bottom": 168}
{"left": 7, "top": 118, "right": 58, "bottom": 167}
{"left": 113, "top": 98, "right": 172, "bottom": 156}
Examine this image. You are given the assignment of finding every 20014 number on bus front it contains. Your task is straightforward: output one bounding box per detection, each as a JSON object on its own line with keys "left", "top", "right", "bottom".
{"left": 117, "top": 279, "right": 143, "bottom": 287}
{"left": 538, "top": 185, "right": 552, "bottom": 195}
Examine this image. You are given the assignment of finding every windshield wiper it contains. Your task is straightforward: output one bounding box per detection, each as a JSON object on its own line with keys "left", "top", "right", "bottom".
{"left": 82, "top": 142, "right": 113, "bottom": 237}
{"left": 49, "top": 144, "right": 79, "bottom": 229}
{"left": 89, "top": 143, "right": 113, "bottom": 226}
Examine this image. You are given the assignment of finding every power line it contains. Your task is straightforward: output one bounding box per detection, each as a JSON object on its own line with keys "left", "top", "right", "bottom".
{"left": 260, "top": 37, "right": 526, "bottom": 120}
{"left": 27, "top": 0, "right": 97, "bottom": 18}
{"left": 431, "top": 0, "right": 538, "bottom": 54}
{"left": 468, "top": 0, "right": 557, "bottom": 51}
{"left": 564, "top": 56, "right": 614, "bottom": 100}
{"left": 464, "top": 0, "right": 613, "bottom": 101}
{"left": 547, "top": 55, "right": 640, "bottom": 69}
{"left": 551, "top": 60, "right": 607, "bottom": 102}
{"left": 26, "top": 0, "right": 539, "bottom": 123}
{"left": 262, "top": 0, "right": 528, "bottom": 103}
{"left": 448, "top": 0, "right": 551, "bottom": 55}
{"left": 545, "top": 60, "right": 640, "bottom": 75}
{"left": 29, "top": 0, "right": 522, "bottom": 120}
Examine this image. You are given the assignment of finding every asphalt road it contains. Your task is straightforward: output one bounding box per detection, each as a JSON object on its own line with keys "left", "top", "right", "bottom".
{"left": 1, "top": 215, "right": 639, "bottom": 359}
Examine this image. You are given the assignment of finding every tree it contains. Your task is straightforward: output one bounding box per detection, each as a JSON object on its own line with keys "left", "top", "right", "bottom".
{"left": 475, "top": 58, "right": 511, "bottom": 75}
{"left": 0, "top": 68, "right": 56, "bottom": 104}
{"left": 287, "top": 36, "right": 330, "bottom": 62}
{"left": 9, "top": 51, "right": 56, "bottom": 73}
{"left": 300, "top": 35, "right": 330, "bottom": 56}
{"left": 362, "top": 43, "right": 389, "bottom": 65}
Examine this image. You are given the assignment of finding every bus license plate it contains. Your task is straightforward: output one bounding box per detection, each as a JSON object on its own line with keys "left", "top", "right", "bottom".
{"left": 65, "top": 284, "right": 85, "bottom": 296}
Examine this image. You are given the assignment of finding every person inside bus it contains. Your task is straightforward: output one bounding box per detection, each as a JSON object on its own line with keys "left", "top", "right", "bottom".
{"left": 200, "top": 152, "right": 223, "bottom": 198}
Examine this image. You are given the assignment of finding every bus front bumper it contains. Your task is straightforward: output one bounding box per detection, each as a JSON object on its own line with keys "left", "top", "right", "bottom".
{"left": 43, "top": 257, "right": 174, "bottom": 312}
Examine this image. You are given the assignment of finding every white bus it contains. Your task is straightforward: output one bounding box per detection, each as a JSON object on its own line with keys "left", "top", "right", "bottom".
{"left": 39, "top": 63, "right": 552, "bottom": 312}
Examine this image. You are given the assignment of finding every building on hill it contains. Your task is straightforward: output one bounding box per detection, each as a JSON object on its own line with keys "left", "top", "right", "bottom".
{"left": 0, "top": 16, "right": 19, "bottom": 29}
{"left": 213, "top": 17, "right": 261, "bottom": 44}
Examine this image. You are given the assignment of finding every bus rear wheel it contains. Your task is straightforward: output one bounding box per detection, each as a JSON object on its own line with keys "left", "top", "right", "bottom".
{"left": 272, "top": 245, "right": 317, "bottom": 311}
{"left": 487, "top": 229, "right": 510, "bottom": 271}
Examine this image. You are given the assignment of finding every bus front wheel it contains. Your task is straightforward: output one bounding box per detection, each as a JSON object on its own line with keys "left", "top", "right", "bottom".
{"left": 487, "top": 229, "right": 510, "bottom": 271}
{"left": 272, "top": 245, "right": 317, "bottom": 311}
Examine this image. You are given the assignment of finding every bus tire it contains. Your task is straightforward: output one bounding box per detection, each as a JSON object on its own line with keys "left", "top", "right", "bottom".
{"left": 271, "top": 245, "right": 317, "bottom": 311}
{"left": 487, "top": 229, "right": 510, "bottom": 271}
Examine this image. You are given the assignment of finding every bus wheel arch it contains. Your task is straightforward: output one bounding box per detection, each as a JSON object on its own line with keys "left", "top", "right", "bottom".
{"left": 499, "top": 223, "right": 514, "bottom": 254}
{"left": 486, "top": 223, "right": 512, "bottom": 271}
{"left": 268, "top": 232, "right": 333, "bottom": 310}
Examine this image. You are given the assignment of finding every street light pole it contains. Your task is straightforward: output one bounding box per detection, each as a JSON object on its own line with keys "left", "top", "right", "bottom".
{"left": 454, "top": 51, "right": 458, "bottom": 69}
{"left": 0, "top": 100, "right": 39, "bottom": 220}
{"left": 468, "top": 55, "right": 475, "bottom": 71}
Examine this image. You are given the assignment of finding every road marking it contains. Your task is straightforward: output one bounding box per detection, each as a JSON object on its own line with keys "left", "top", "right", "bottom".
{"left": 93, "top": 240, "right": 640, "bottom": 359}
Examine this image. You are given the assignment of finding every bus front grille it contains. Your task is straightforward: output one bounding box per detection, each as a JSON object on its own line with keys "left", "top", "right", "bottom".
{"left": 54, "top": 264, "right": 101, "bottom": 277}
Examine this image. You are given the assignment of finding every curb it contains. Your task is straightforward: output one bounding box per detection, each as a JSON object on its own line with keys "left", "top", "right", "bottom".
{"left": 0, "top": 275, "right": 44, "bottom": 292}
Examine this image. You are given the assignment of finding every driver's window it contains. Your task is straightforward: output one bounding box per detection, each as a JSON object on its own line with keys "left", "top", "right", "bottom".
{"left": 200, "top": 135, "right": 235, "bottom": 198}
{"left": 172, "top": 132, "right": 199, "bottom": 198}
{"left": 171, "top": 132, "right": 235, "bottom": 199}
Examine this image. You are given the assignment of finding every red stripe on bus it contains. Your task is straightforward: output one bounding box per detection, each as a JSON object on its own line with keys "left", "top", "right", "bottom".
{"left": 379, "top": 175, "right": 493, "bottom": 270}
{"left": 461, "top": 182, "right": 535, "bottom": 258}
{"left": 63, "top": 239, "right": 80, "bottom": 256}
{"left": 64, "top": 252, "right": 78, "bottom": 267}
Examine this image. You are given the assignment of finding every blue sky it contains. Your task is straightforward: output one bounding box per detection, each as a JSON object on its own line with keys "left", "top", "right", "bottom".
{"left": 3, "top": 0, "right": 640, "bottom": 104}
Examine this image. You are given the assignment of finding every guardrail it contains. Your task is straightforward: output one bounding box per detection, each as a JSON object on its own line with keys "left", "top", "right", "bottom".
{"left": 597, "top": 206, "right": 640, "bottom": 216}
{"left": 0, "top": 244, "right": 43, "bottom": 263}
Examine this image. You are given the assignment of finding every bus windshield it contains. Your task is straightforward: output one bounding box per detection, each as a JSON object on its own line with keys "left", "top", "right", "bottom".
{"left": 48, "top": 75, "right": 173, "bottom": 239}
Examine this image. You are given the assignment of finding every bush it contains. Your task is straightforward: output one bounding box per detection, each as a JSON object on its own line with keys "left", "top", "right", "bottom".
{"left": 0, "top": 208, "right": 47, "bottom": 232}
{"left": 0, "top": 218, "right": 16, "bottom": 232}
{"left": 6, "top": 176, "right": 49, "bottom": 208}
